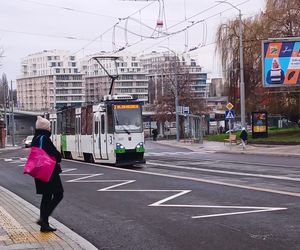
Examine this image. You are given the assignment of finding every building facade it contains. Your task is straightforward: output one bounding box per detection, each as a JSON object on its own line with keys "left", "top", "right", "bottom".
{"left": 81, "top": 53, "right": 148, "bottom": 104}
{"left": 17, "top": 50, "right": 85, "bottom": 111}
{"left": 140, "top": 51, "right": 209, "bottom": 105}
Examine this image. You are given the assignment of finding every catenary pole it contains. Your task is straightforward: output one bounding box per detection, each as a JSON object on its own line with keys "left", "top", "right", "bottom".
{"left": 217, "top": 1, "right": 245, "bottom": 127}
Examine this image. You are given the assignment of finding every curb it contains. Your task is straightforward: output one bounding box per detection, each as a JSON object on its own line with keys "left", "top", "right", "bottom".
{"left": 0, "top": 186, "right": 98, "bottom": 250}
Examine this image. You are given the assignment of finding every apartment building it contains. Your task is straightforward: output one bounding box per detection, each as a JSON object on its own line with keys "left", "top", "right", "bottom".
{"left": 140, "top": 51, "right": 208, "bottom": 104}
{"left": 17, "top": 50, "right": 85, "bottom": 111}
{"left": 81, "top": 52, "right": 148, "bottom": 104}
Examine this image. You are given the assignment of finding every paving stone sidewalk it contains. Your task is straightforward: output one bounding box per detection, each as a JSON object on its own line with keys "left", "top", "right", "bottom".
{"left": 0, "top": 186, "right": 97, "bottom": 250}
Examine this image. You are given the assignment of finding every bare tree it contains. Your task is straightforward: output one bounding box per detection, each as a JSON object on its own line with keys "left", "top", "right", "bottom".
{"left": 150, "top": 57, "right": 206, "bottom": 136}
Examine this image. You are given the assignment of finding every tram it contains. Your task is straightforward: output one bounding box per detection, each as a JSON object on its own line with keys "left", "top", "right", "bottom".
{"left": 49, "top": 94, "right": 145, "bottom": 166}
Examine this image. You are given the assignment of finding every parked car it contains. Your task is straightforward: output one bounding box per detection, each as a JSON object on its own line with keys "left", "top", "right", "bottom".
{"left": 23, "top": 135, "right": 34, "bottom": 148}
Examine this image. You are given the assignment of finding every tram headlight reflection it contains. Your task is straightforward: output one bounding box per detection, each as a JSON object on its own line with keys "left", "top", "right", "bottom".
{"left": 135, "top": 142, "right": 144, "bottom": 153}
{"left": 115, "top": 143, "right": 126, "bottom": 153}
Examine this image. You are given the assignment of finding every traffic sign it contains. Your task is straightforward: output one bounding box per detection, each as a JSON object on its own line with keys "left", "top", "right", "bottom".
{"left": 225, "top": 110, "right": 235, "bottom": 119}
{"left": 226, "top": 102, "right": 234, "bottom": 110}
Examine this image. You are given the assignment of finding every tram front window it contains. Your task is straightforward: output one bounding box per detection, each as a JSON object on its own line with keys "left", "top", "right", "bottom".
{"left": 113, "top": 105, "right": 142, "bottom": 133}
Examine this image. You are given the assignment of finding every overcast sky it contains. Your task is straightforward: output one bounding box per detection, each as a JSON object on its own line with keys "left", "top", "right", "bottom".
{"left": 0, "top": 0, "right": 265, "bottom": 86}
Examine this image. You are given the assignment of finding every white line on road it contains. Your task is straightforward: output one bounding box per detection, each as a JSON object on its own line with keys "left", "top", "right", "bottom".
{"left": 63, "top": 159, "right": 300, "bottom": 197}
{"left": 147, "top": 162, "right": 300, "bottom": 182}
{"left": 191, "top": 208, "right": 287, "bottom": 219}
{"left": 62, "top": 166, "right": 288, "bottom": 219}
{"left": 66, "top": 174, "right": 103, "bottom": 182}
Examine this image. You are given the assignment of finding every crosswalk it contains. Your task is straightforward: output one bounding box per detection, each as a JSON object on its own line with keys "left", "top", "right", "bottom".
{"left": 1, "top": 151, "right": 215, "bottom": 164}
{"left": 1, "top": 157, "right": 27, "bottom": 166}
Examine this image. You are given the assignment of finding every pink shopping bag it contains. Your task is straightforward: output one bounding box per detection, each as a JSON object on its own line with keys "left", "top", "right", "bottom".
{"left": 23, "top": 136, "right": 56, "bottom": 182}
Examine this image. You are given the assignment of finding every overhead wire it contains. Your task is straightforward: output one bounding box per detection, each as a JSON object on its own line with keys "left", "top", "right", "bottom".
{"left": 72, "top": 1, "right": 156, "bottom": 55}
{"left": 16, "top": 0, "right": 115, "bottom": 18}
{"left": 134, "top": 1, "right": 250, "bottom": 55}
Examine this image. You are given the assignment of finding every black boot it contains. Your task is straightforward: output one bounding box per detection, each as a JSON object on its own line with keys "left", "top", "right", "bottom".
{"left": 40, "top": 222, "right": 57, "bottom": 232}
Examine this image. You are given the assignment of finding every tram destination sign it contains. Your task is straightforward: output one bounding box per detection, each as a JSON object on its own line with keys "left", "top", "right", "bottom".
{"left": 114, "top": 104, "right": 139, "bottom": 109}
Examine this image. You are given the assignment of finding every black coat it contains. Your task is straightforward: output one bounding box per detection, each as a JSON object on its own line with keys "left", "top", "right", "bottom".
{"left": 31, "top": 129, "right": 63, "bottom": 194}
{"left": 240, "top": 130, "right": 248, "bottom": 141}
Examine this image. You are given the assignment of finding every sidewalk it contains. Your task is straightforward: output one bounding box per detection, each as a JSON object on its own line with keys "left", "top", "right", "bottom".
{"left": 0, "top": 186, "right": 97, "bottom": 250}
{"left": 156, "top": 140, "right": 300, "bottom": 157}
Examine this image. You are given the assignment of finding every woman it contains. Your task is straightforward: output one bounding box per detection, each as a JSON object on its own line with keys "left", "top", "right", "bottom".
{"left": 240, "top": 127, "right": 248, "bottom": 150}
{"left": 31, "top": 116, "right": 63, "bottom": 232}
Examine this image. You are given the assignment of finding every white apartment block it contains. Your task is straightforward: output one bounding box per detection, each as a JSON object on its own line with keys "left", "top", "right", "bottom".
{"left": 140, "top": 51, "right": 208, "bottom": 104}
{"left": 17, "top": 50, "right": 85, "bottom": 111}
{"left": 81, "top": 52, "right": 148, "bottom": 104}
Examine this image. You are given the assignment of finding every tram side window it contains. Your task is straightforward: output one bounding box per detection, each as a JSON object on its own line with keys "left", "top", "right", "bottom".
{"left": 66, "top": 108, "right": 75, "bottom": 135}
{"left": 57, "top": 113, "right": 62, "bottom": 134}
{"left": 94, "top": 121, "right": 99, "bottom": 134}
{"left": 61, "top": 111, "right": 67, "bottom": 134}
{"left": 81, "top": 107, "right": 87, "bottom": 134}
{"left": 81, "top": 105, "right": 93, "bottom": 135}
{"left": 101, "top": 115, "right": 105, "bottom": 134}
{"left": 86, "top": 105, "right": 93, "bottom": 135}
{"left": 107, "top": 106, "right": 113, "bottom": 133}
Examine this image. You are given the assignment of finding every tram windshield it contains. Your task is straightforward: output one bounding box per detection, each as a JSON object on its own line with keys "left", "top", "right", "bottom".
{"left": 113, "top": 104, "right": 143, "bottom": 133}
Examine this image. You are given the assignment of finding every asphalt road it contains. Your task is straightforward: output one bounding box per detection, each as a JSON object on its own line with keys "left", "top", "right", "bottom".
{"left": 0, "top": 143, "right": 299, "bottom": 250}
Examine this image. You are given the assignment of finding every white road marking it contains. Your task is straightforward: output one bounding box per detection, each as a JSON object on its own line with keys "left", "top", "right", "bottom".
{"left": 64, "top": 159, "right": 300, "bottom": 198}
{"left": 62, "top": 167, "right": 288, "bottom": 219}
{"left": 145, "top": 151, "right": 205, "bottom": 156}
{"left": 62, "top": 168, "right": 77, "bottom": 173}
{"left": 66, "top": 174, "right": 103, "bottom": 182}
{"left": 147, "top": 162, "right": 300, "bottom": 182}
{"left": 192, "top": 208, "right": 287, "bottom": 219}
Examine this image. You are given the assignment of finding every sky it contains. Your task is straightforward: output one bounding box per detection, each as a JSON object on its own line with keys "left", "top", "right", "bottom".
{"left": 0, "top": 0, "right": 265, "bottom": 87}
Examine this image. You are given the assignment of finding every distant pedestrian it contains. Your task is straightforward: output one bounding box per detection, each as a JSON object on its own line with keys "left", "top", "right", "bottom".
{"left": 152, "top": 128, "right": 158, "bottom": 141}
{"left": 240, "top": 127, "right": 248, "bottom": 150}
{"left": 31, "top": 116, "right": 63, "bottom": 232}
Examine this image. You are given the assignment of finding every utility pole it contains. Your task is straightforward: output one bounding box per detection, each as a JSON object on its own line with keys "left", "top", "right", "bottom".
{"left": 10, "top": 80, "right": 15, "bottom": 146}
{"left": 2, "top": 80, "right": 7, "bottom": 146}
{"left": 174, "top": 55, "right": 180, "bottom": 142}
{"left": 217, "top": 1, "right": 245, "bottom": 127}
{"left": 159, "top": 46, "right": 180, "bottom": 141}
{"left": 53, "top": 72, "right": 57, "bottom": 110}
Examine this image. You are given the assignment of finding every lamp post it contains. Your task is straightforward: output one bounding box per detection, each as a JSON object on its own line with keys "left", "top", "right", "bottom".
{"left": 160, "top": 47, "right": 180, "bottom": 142}
{"left": 217, "top": 1, "right": 245, "bottom": 128}
{"left": 51, "top": 67, "right": 57, "bottom": 111}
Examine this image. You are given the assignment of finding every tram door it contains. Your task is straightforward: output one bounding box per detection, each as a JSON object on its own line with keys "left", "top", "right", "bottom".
{"left": 75, "top": 113, "right": 82, "bottom": 157}
{"left": 93, "top": 113, "right": 101, "bottom": 159}
{"left": 100, "top": 113, "right": 108, "bottom": 159}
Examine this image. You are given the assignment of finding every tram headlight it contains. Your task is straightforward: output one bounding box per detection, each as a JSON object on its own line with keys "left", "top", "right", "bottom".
{"left": 135, "top": 142, "right": 145, "bottom": 153}
{"left": 115, "top": 143, "right": 125, "bottom": 153}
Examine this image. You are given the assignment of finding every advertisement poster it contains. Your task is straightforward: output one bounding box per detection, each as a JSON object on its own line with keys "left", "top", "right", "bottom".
{"left": 262, "top": 40, "right": 300, "bottom": 87}
{"left": 252, "top": 112, "right": 268, "bottom": 138}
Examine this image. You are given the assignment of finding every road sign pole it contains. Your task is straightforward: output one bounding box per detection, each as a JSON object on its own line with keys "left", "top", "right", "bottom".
{"left": 229, "top": 119, "right": 232, "bottom": 150}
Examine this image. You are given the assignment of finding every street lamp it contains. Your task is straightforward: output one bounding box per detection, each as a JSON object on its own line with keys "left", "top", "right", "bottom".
{"left": 159, "top": 46, "right": 180, "bottom": 142}
{"left": 50, "top": 67, "right": 57, "bottom": 111}
{"left": 217, "top": 1, "right": 245, "bottom": 128}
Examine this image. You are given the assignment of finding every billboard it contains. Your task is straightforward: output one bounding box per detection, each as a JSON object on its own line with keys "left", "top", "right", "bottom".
{"left": 262, "top": 39, "right": 300, "bottom": 87}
